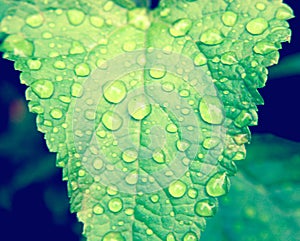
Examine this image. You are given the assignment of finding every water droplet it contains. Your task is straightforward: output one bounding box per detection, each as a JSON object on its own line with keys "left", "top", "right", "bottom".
{"left": 193, "top": 52, "right": 207, "bottom": 66}
{"left": 66, "top": 9, "right": 85, "bottom": 26}
{"left": 276, "top": 6, "right": 294, "bottom": 20}
{"left": 69, "top": 41, "right": 85, "bottom": 54}
{"left": 169, "top": 18, "right": 192, "bottom": 37}
{"left": 122, "top": 149, "right": 138, "bottom": 163}
{"left": 246, "top": 18, "right": 268, "bottom": 35}
{"left": 168, "top": 180, "right": 187, "bottom": 198}
{"left": 107, "top": 186, "right": 118, "bottom": 195}
{"left": 149, "top": 66, "right": 166, "bottom": 79}
{"left": 166, "top": 123, "right": 177, "bottom": 133}
{"left": 59, "top": 95, "right": 71, "bottom": 103}
{"left": 195, "top": 198, "right": 217, "bottom": 217}
{"left": 102, "top": 111, "right": 123, "bottom": 131}
{"left": 166, "top": 233, "right": 175, "bottom": 241}
{"left": 200, "top": 28, "right": 224, "bottom": 45}
{"left": 103, "top": 232, "right": 125, "bottom": 241}
{"left": 203, "top": 137, "right": 220, "bottom": 149}
{"left": 222, "top": 11, "right": 238, "bottom": 26}
{"left": 74, "top": 63, "right": 90, "bottom": 77}
{"left": 31, "top": 80, "right": 54, "bottom": 99}
{"left": 50, "top": 108, "right": 63, "bottom": 119}
{"left": 108, "top": 198, "right": 123, "bottom": 213}
{"left": 146, "top": 229, "right": 153, "bottom": 235}
{"left": 255, "top": 3, "right": 266, "bottom": 11}
{"left": 128, "top": 95, "right": 151, "bottom": 120}
{"left": 234, "top": 110, "right": 252, "bottom": 128}
{"left": 125, "top": 171, "right": 138, "bottom": 185}
{"left": 124, "top": 208, "right": 134, "bottom": 216}
{"left": 54, "top": 60, "right": 66, "bottom": 69}
{"left": 27, "top": 59, "right": 41, "bottom": 70}
{"left": 93, "top": 158, "right": 103, "bottom": 170}
{"left": 162, "top": 82, "right": 175, "bottom": 92}
{"left": 179, "top": 89, "right": 190, "bottom": 97}
{"left": 93, "top": 204, "right": 104, "bottom": 215}
{"left": 78, "top": 169, "right": 85, "bottom": 177}
{"left": 199, "top": 96, "right": 224, "bottom": 125}
{"left": 2, "top": 34, "right": 34, "bottom": 57}
{"left": 206, "top": 172, "right": 230, "bottom": 197}
{"left": 89, "top": 16, "right": 104, "bottom": 28}
{"left": 187, "top": 188, "right": 198, "bottom": 199}
{"left": 150, "top": 194, "right": 159, "bottom": 203}
{"left": 152, "top": 151, "right": 165, "bottom": 164}
{"left": 103, "top": 80, "right": 127, "bottom": 104}
{"left": 122, "top": 41, "right": 136, "bottom": 52}
{"left": 221, "top": 51, "right": 238, "bottom": 65}
{"left": 26, "top": 14, "right": 44, "bottom": 28}
{"left": 183, "top": 232, "right": 198, "bottom": 241}
{"left": 128, "top": 8, "right": 151, "bottom": 30}
{"left": 176, "top": 140, "right": 190, "bottom": 152}
{"left": 253, "top": 41, "right": 277, "bottom": 55}
{"left": 71, "top": 83, "right": 83, "bottom": 97}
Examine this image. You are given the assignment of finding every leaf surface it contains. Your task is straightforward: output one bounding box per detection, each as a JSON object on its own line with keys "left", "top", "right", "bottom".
{"left": 0, "top": 0, "right": 293, "bottom": 240}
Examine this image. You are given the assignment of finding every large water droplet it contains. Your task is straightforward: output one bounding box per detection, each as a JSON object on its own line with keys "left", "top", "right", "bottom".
{"left": 26, "top": 14, "right": 44, "bottom": 28}
{"left": 149, "top": 66, "right": 166, "bottom": 79}
{"left": 200, "top": 28, "right": 224, "bottom": 45}
{"left": 221, "top": 51, "right": 238, "bottom": 65}
{"left": 31, "top": 80, "right": 54, "bottom": 99}
{"left": 246, "top": 18, "right": 268, "bottom": 35}
{"left": 103, "top": 80, "right": 127, "bottom": 104}
{"left": 166, "top": 123, "right": 177, "bottom": 133}
{"left": 183, "top": 232, "right": 198, "bottom": 241}
{"left": 195, "top": 198, "right": 217, "bottom": 217}
{"left": 152, "top": 151, "right": 166, "bottom": 164}
{"left": 206, "top": 172, "right": 230, "bottom": 197}
{"left": 102, "top": 111, "right": 123, "bottom": 131}
{"left": 125, "top": 171, "right": 138, "bottom": 185}
{"left": 93, "top": 204, "right": 104, "bottom": 215}
{"left": 253, "top": 41, "right": 277, "bottom": 55}
{"left": 71, "top": 83, "right": 83, "bottom": 97}
{"left": 193, "top": 52, "right": 207, "bottom": 66}
{"left": 89, "top": 16, "right": 104, "bottom": 28}
{"left": 108, "top": 198, "right": 123, "bottom": 213}
{"left": 128, "top": 8, "right": 151, "bottom": 30}
{"left": 74, "top": 63, "right": 90, "bottom": 77}
{"left": 169, "top": 18, "right": 192, "bottom": 37}
{"left": 199, "top": 96, "right": 224, "bottom": 125}
{"left": 168, "top": 180, "right": 187, "bottom": 198}
{"left": 276, "top": 6, "right": 294, "bottom": 20}
{"left": 122, "top": 149, "right": 138, "bottom": 163}
{"left": 66, "top": 9, "right": 85, "bottom": 26}
{"left": 221, "top": 11, "right": 237, "bottom": 26}
{"left": 103, "top": 232, "right": 125, "bottom": 241}
{"left": 50, "top": 108, "right": 63, "bottom": 119}
{"left": 128, "top": 95, "right": 151, "bottom": 120}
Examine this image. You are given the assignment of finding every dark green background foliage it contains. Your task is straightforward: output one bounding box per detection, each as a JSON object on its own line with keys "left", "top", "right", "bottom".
{"left": 0, "top": 0, "right": 299, "bottom": 240}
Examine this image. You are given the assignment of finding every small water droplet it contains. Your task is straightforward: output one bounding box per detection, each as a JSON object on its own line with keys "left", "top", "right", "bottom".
{"left": 179, "top": 89, "right": 190, "bottom": 97}
{"left": 275, "top": 6, "right": 294, "bottom": 20}
{"left": 152, "top": 151, "right": 165, "bottom": 164}
{"left": 146, "top": 229, "right": 153, "bottom": 235}
{"left": 54, "top": 60, "right": 66, "bottom": 69}
{"left": 200, "top": 28, "right": 224, "bottom": 45}
{"left": 93, "top": 158, "right": 103, "bottom": 170}
{"left": 183, "top": 232, "right": 198, "bottom": 241}
{"left": 93, "top": 204, "right": 104, "bottom": 215}
{"left": 103, "top": 80, "right": 127, "bottom": 104}
{"left": 71, "top": 83, "right": 83, "bottom": 97}
{"left": 74, "top": 63, "right": 90, "bottom": 77}
{"left": 253, "top": 41, "right": 277, "bottom": 55}
{"left": 69, "top": 41, "right": 85, "bottom": 54}
{"left": 128, "top": 95, "right": 151, "bottom": 120}
{"left": 50, "top": 108, "right": 63, "bottom": 119}
{"left": 125, "top": 171, "right": 138, "bottom": 185}
{"left": 166, "top": 233, "right": 175, "bottom": 241}
{"left": 59, "top": 95, "right": 71, "bottom": 103}
{"left": 199, "top": 96, "right": 224, "bottom": 125}
{"left": 89, "top": 16, "right": 104, "bottom": 28}
{"left": 206, "top": 172, "right": 230, "bottom": 197}
{"left": 27, "top": 59, "right": 42, "bottom": 70}
{"left": 108, "top": 198, "right": 123, "bottom": 213}
{"left": 78, "top": 169, "right": 86, "bottom": 177}
{"left": 66, "top": 9, "right": 85, "bottom": 26}
{"left": 221, "top": 51, "right": 238, "bottom": 65}
{"left": 187, "top": 188, "right": 198, "bottom": 199}
{"left": 102, "top": 111, "right": 123, "bottom": 131}
{"left": 166, "top": 123, "right": 177, "bottom": 133}
{"left": 103, "top": 232, "right": 125, "bottom": 241}
{"left": 169, "top": 18, "right": 192, "bottom": 37}
{"left": 168, "top": 180, "right": 187, "bottom": 198}
{"left": 149, "top": 66, "right": 166, "bottom": 79}
{"left": 222, "top": 11, "right": 238, "bottom": 26}
{"left": 122, "top": 149, "right": 138, "bottom": 163}
{"left": 124, "top": 208, "right": 134, "bottom": 216}
{"left": 162, "top": 82, "right": 175, "bottom": 92}
{"left": 150, "top": 194, "right": 159, "bottom": 203}
{"left": 193, "top": 52, "right": 207, "bottom": 66}
{"left": 107, "top": 186, "right": 118, "bottom": 195}
{"left": 246, "top": 17, "right": 268, "bottom": 35}
{"left": 203, "top": 137, "right": 220, "bottom": 149}
{"left": 122, "top": 40, "right": 137, "bottom": 52}
{"left": 26, "top": 14, "right": 44, "bottom": 28}
{"left": 128, "top": 9, "right": 151, "bottom": 30}
{"left": 195, "top": 198, "right": 217, "bottom": 217}
{"left": 255, "top": 3, "right": 266, "bottom": 11}
{"left": 31, "top": 80, "right": 54, "bottom": 99}
{"left": 176, "top": 140, "right": 190, "bottom": 152}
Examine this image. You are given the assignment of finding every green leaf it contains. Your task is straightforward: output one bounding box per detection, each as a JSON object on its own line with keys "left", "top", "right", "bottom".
{"left": 202, "top": 134, "right": 300, "bottom": 241}
{"left": 0, "top": 0, "right": 293, "bottom": 240}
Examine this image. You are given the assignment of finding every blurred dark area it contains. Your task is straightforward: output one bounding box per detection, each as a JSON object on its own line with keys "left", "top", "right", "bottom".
{"left": 0, "top": 1, "right": 299, "bottom": 241}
